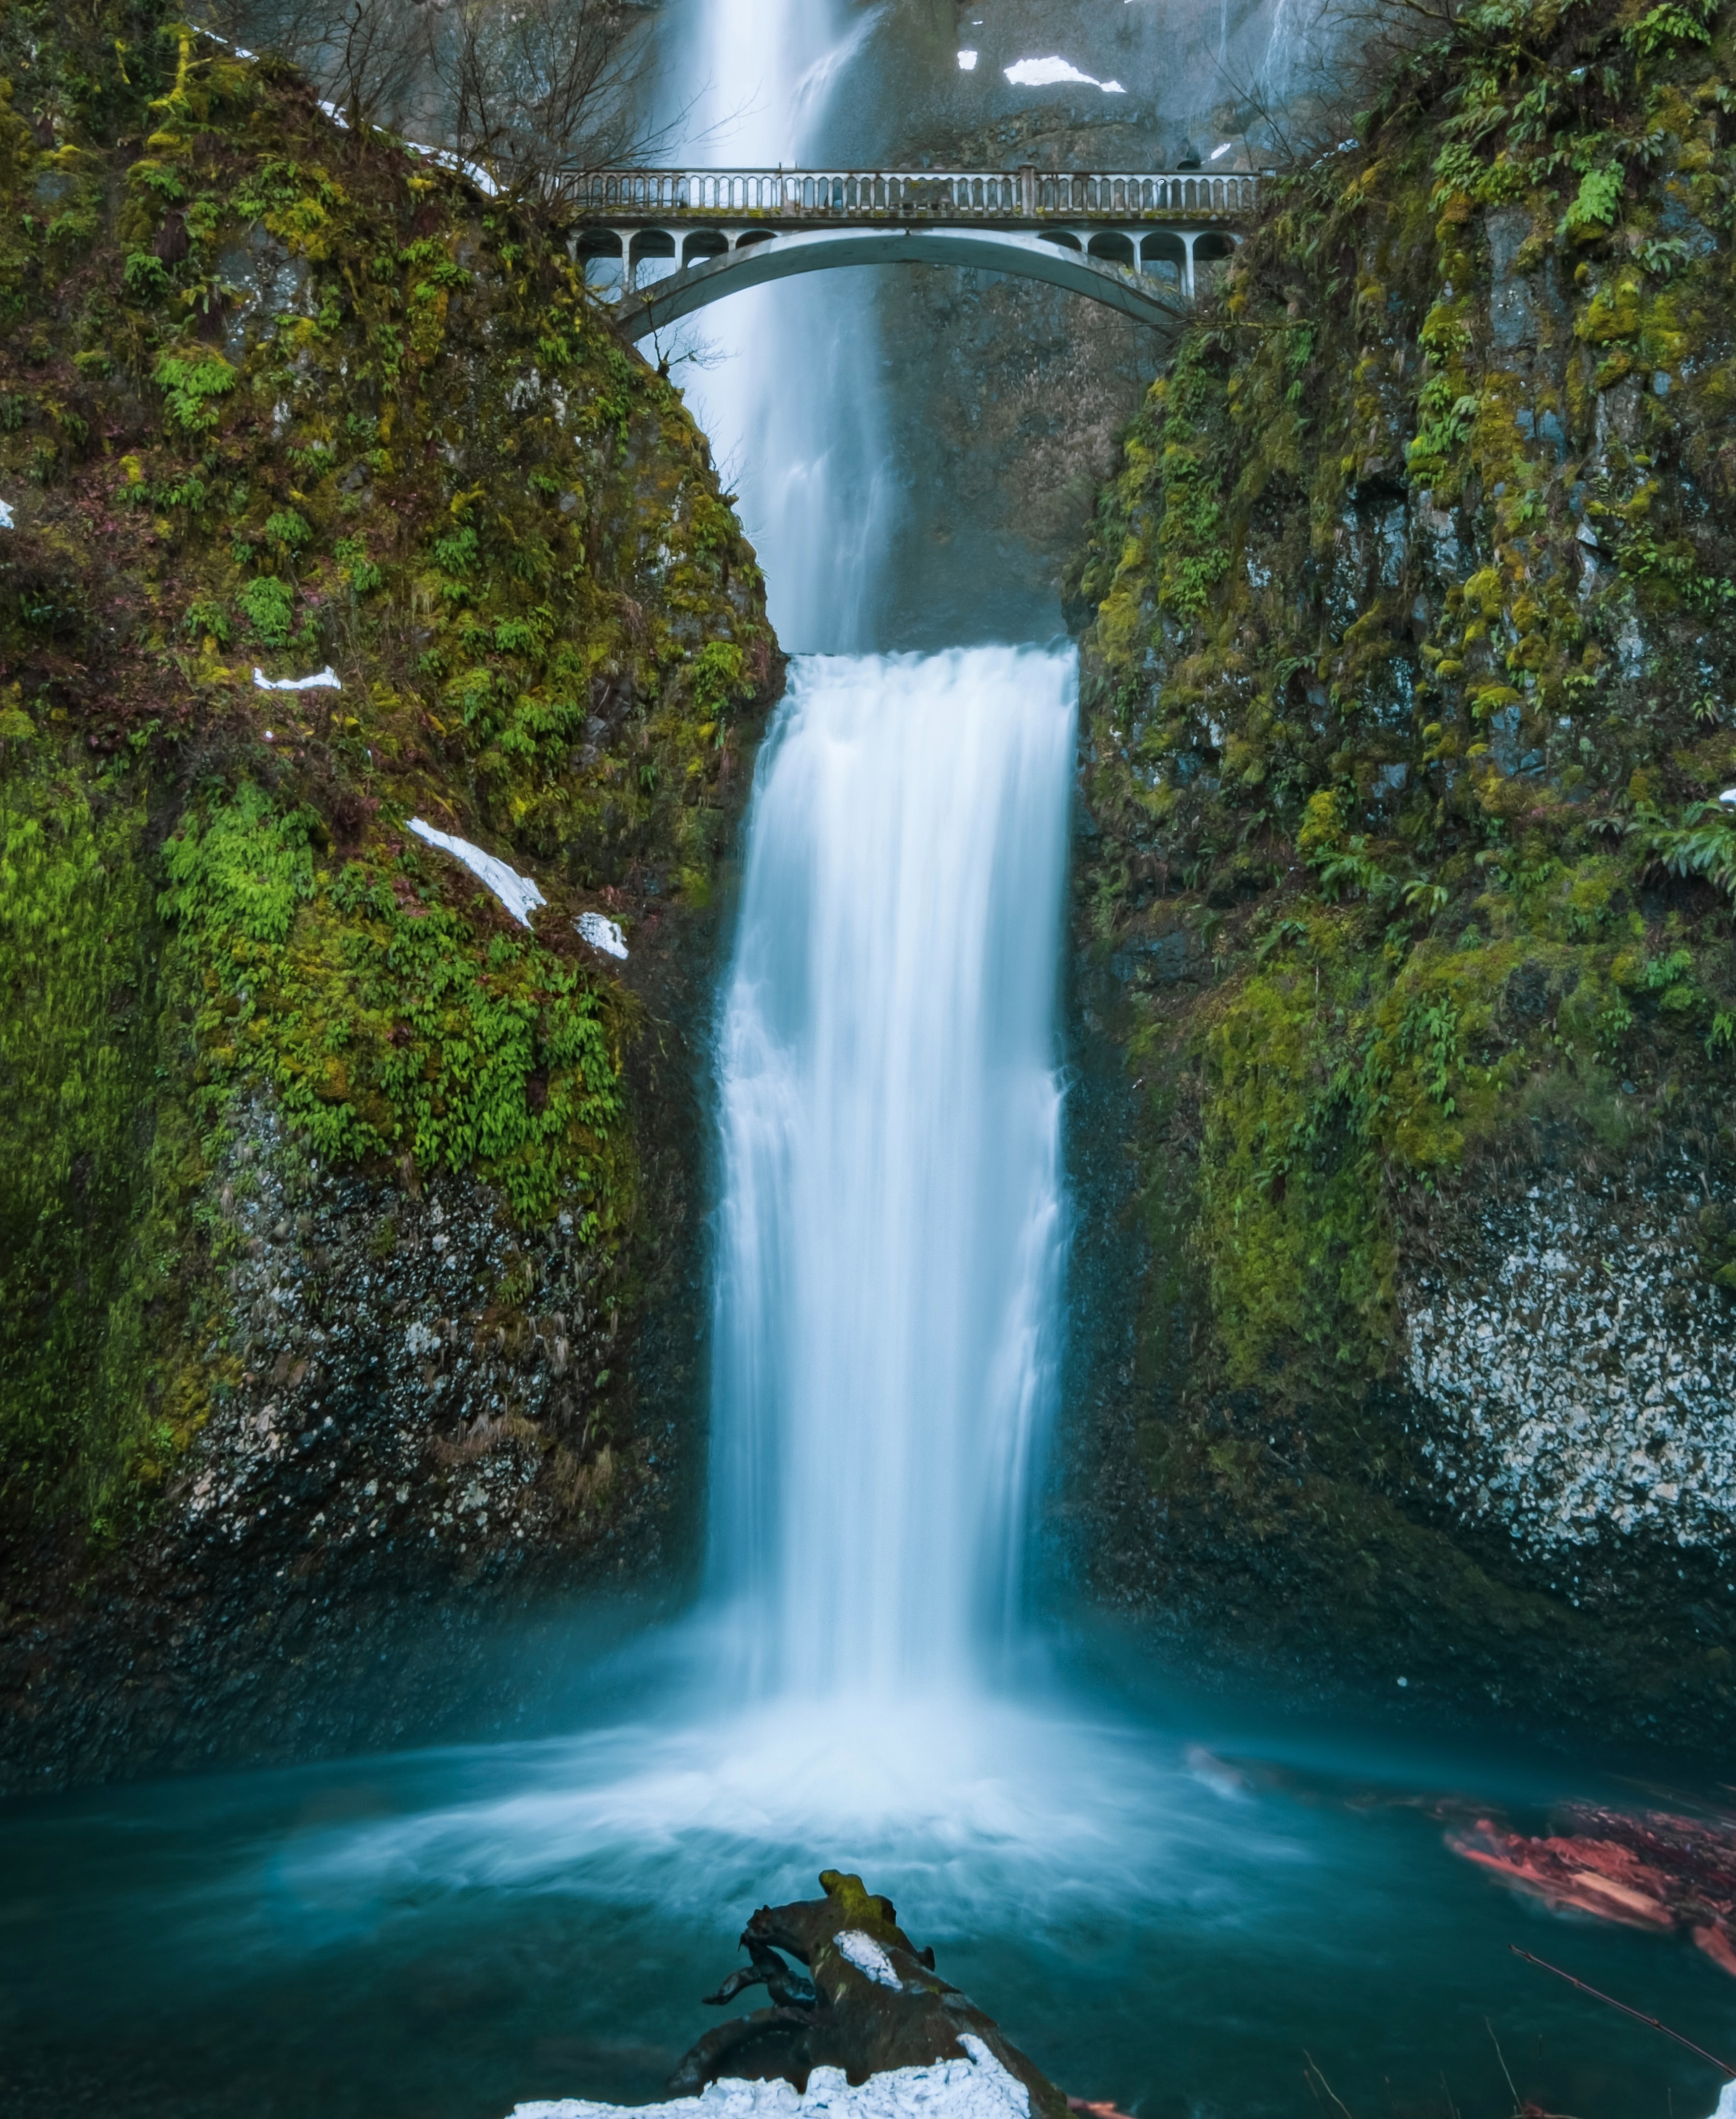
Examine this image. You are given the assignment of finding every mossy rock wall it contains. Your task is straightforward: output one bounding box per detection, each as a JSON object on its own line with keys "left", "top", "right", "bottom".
{"left": 1064, "top": 0, "right": 1736, "bottom": 1751}
{"left": 0, "top": 4, "right": 778, "bottom": 1788}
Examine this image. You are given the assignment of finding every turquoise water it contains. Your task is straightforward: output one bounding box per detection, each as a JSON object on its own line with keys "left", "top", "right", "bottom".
{"left": 2, "top": 1649, "right": 1729, "bottom": 2119}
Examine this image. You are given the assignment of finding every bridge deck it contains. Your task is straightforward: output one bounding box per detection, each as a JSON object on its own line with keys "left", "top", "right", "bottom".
{"left": 566, "top": 166, "right": 1260, "bottom": 226}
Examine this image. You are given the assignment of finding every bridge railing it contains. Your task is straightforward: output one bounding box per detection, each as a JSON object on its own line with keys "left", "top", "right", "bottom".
{"left": 565, "top": 168, "right": 1259, "bottom": 220}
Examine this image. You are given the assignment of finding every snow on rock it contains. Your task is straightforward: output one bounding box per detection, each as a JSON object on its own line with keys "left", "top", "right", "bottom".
{"left": 0, "top": 498, "right": 14, "bottom": 529}
{"left": 1709, "top": 2081, "right": 1736, "bottom": 2119}
{"left": 1004, "top": 56, "right": 1125, "bottom": 92}
{"left": 836, "top": 1930, "right": 902, "bottom": 1989}
{"left": 510, "top": 2036, "right": 1030, "bottom": 2119}
{"left": 576, "top": 910, "right": 630, "bottom": 960}
{"left": 254, "top": 665, "right": 341, "bottom": 691}
{"left": 405, "top": 138, "right": 502, "bottom": 196}
{"left": 408, "top": 817, "right": 546, "bottom": 928}
{"left": 1719, "top": 787, "right": 1736, "bottom": 809}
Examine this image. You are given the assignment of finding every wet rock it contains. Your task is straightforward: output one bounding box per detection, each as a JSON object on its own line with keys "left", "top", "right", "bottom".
{"left": 669, "top": 1872, "right": 1069, "bottom": 2119}
{"left": 1483, "top": 206, "right": 1536, "bottom": 352}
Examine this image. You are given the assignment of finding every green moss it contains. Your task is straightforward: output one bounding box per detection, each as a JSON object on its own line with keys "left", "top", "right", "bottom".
{"left": 0, "top": 715, "right": 212, "bottom": 1526}
{"left": 1063, "top": 0, "right": 1736, "bottom": 1741}
{"left": 160, "top": 783, "right": 627, "bottom": 1225}
{"left": 1072, "top": 0, "right": 1736, "bottom": 1408}
{"left": 0, "top": 0, "right": 780, "bottom": 1530}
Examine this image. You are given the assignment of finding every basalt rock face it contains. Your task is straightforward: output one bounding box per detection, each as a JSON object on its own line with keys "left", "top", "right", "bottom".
{"left": 670, "top": 1871, "right": 1069, "bottom": 2119}
{"left": 0, "top": 4, "right": 777, "bottom": 1790}
{"left": 875, "top": 108, "right": 1181, "bottom": 647}
{"left": 1064, "top": 0, "right": 1736, "bottom": 1750}
{"left": 816, "top": 0, "right": 1276, "bottom": 643}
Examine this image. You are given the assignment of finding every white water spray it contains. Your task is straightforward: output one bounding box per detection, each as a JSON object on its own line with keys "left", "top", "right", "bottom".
{"left": 708, "top": 648, "right": 1075, "bottom": 1702}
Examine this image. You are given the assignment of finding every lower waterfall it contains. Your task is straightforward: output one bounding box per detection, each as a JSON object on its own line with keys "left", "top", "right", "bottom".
{"left": 707, "top": 648, "right": 1074, "bottom": 1701}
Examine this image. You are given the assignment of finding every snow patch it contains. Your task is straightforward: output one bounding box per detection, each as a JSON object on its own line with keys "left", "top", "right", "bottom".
{"left": 957, "top": 49, "right": 978, "bottom": 69}
{"left": 0, "top": 498, "right": 14, "bottom": 529}
{"left": 576, "top": 910, "right": 630, "bottom": 960}
{"left": 835, "top": 1929, "right": 901, "bottom": 1988}
{"left": 408, "top": 817, "right": 547, "bottom": 928}
{"left": 1004, "top": 56, "right": 1125, "bottom": 92}
{"left": 254, "top": 665, "right": 341, "bottom": 692}
{"left": 405, "top": 138, "right": 502, "bottom": 198}
{"left": 507, "top": 2036, "right": 1030, "bottom": 2119}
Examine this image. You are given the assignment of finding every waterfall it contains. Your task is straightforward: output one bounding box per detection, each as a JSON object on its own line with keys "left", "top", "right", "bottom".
{"left": 660, "top": 0, "right": 892, "bottom": 651}
{"left": 708, "top": 648, "right": 1075, "bottom": 1703}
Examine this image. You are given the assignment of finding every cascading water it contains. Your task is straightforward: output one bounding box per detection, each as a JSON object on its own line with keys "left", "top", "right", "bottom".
{"left": 708, "top": 648, "right": 1074, "bottom": 1702}
{"left": 657, "top": 0, "right": 891, "bottom": 650}
{"left": 3, "top": 13, "right": 1719, "bottom": 2116}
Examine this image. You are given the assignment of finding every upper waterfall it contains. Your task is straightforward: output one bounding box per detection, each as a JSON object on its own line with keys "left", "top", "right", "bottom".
{"left": 659, "top": 0, "right": 891, "bottom": 651}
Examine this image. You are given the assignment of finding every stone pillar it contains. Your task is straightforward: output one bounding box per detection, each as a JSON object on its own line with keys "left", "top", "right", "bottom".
{"left": 607, "top": 227, "right": 634, "bottom": 288}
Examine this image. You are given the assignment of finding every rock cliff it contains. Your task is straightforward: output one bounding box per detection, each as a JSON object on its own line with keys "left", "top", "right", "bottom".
{"left": 0, "top": 2, "right": 778, "bottom": 1790}
{"left": 1065, "top": 0, "right": 1736, "bottom": 1750}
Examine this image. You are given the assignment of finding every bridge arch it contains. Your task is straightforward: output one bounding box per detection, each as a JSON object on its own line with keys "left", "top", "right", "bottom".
{"left": 590, "top": 225, "right": 1208, "bottom": 340}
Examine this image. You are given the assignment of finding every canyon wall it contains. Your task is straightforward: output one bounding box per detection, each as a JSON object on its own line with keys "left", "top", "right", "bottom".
{"left": 0, "top": 4, "right": 777, "bottom": 1790}
{"left": 1065, "top": 0, "right": 1736, "bottom": 1751}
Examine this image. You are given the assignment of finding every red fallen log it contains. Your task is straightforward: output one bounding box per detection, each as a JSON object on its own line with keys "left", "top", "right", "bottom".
{"left": 1449, "top": 1802, "right": 1736, "bottom": 1974}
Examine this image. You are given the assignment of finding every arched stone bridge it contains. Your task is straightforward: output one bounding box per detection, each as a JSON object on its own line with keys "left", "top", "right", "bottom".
{"left": 566, "top": 167, "right": 1261, "bottom": 338}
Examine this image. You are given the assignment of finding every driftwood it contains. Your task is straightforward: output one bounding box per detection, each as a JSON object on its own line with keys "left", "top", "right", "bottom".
{"left": 667, "top": 1869, "right": 1069, "bottom": 2119}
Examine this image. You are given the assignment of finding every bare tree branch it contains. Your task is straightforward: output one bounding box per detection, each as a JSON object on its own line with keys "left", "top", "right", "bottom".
{"left": 196, "top": 0, "right": 435, "bottom": 135}
{"left": 437, "top": 0, "right": 668, "bottom": 201}
{"left": 1213, "top": 0, "right": 1471, "bottom": 174}
{"left": 195, "top": 0, "right": 681, "bottom": 208}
